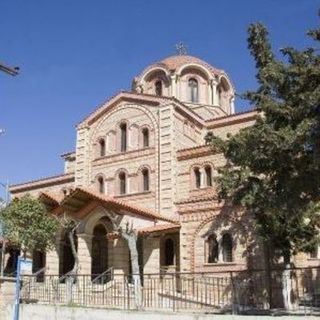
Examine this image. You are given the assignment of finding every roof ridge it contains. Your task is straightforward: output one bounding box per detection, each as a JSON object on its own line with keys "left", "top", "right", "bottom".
{"left": 72, "top": 187, "right": 178, "bottom": 223}
{"left": 10, "top": 173, "right": 74, "bottom": 189}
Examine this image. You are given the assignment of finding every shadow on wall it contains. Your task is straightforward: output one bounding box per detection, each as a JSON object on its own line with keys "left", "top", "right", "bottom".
{"left": 202, "top": 205, "right": 271, "bottom": 310}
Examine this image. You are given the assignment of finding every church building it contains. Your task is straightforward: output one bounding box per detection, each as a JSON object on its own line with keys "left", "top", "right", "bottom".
{"left": 8, "top": 53, "right": 317, "bottom": 280}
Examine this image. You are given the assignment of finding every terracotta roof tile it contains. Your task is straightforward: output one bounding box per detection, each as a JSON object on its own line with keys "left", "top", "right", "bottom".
{"left": 106, "top": 223, "right": 180, "bottom": 239}
{"left": 39, "top": 191, "right": 63, "bottom": 204}
{"left": 206, "top": 109, "right": 258, "bottom": 129}
{"left": 10, "top": 173, "right": 75, "bottom": 193}
{"left": 138, "top": 223, "right": 180, "bottom": 235}
{"left": 77, "top": 91, "right": 205, "bottom": 128}
{"left": 177, "top": 145, "right": 218, "bottom": 160}
{"left": 136, "top": 55, "right": 224, "bottom": 81}
{"left": 61, "top": 187, "right": 177, "bottom": 223}
{"left": 175, "top": 194, "right": 217, "bottom": 205}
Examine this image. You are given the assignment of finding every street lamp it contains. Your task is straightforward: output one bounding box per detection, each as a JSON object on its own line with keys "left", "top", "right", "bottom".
{"left": 0, "top": 181, "right": 9, "bottom": 278}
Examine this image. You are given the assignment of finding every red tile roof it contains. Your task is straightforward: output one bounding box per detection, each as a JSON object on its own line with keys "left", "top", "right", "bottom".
{"left": 206, "top": 110, "right": 258, "bottom": 129}
{"left": 77, "top": 91, "right": 205, "bottom": 128}
{"left": 39, "top": 191, "right": 63, "bottom": 204}
{"left": 138, "top": 223, "right": 180, "bottom": 235}
{"left": 10, "top": 173, "right": 75, "bottom": 193}
{"left": 177, "top": 145, "right": 218, "bottom": 160}
{"left": 136, "top": 55, "right": 224, "bottom": 81}
{"left": 43, "top": 187, "right": 177, "bottom": 223}
{"left": 106, "top": 223, "right": 180, "bottom": 239}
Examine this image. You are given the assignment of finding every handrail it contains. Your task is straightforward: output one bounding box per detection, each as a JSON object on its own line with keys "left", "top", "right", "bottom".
{"left": 32, "top": 267, "right": 46, "bottom": 277}
{"left": 92, "top": 267, "right": 114, "bottom": 284}
{"left": 58, "top": 270, "right": 76, "bottom": 283}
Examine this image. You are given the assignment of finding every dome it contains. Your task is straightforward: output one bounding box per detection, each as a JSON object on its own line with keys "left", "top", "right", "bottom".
{"left": 136, "top": 55, "right": 224, "bottom": 81}
{"left": 132, "top": 54, "right": 235, "bottom": 117}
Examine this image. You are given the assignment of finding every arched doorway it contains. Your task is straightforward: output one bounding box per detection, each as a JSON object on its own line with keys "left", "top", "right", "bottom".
{"left": 91, "top": 224, "right": 108, "bottom": 282}
{"left": 32, "top": 250, "right": 46, "bottom": 282}
{"left": 59, "top": 230, "right": 78, "bottom": 277}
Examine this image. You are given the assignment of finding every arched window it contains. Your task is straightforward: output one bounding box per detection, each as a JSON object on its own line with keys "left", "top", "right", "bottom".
{"left": 119, "top": 172, "right": 126, "bottom": 195}
{"left": 222, "top": 233, "right": 233, "bottom": 262}
{"left": 120, "top": 123, "right": 127, "bottom": 152}
{"left": 205, "top": 166, "right": 212, "bottom": 187}
{"left": 207, "top": 234, "right": 219, "bottom": 263}
{"left": 155, "top": 80, "right": 162, "bottom": 96}
{"left": 142, "top": 128, "right": 149, "bottom": 148}
{"left": 97, "top": 176, "right": 104, "bottom": 194}
{"left": 194, "top": 167, "right": 201, "bottom": 189}
{"left": 188, "top": 78, "right": 198, "bottom": 103}
{"left": 142, "top": 168, "right": 149, "bottom": 191}
{"left": 164, "top": 238, "right": 175, "bottom": 266}
{"left": 99, "top": 138, "right": 106, "bottom": 157}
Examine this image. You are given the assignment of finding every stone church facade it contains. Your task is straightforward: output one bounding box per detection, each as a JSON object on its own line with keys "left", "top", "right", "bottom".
{"left": 8, "top": 54, "right": 318, "bottom": 279}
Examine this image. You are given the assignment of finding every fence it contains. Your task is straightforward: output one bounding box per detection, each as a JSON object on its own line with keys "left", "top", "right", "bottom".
{"left": 19, "top": 267, "right": 320, "bottom": 314}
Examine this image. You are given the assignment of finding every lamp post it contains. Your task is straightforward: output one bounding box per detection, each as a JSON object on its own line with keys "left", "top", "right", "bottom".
{"left": 0, "top": 180, "right": 9, "bottom": 278}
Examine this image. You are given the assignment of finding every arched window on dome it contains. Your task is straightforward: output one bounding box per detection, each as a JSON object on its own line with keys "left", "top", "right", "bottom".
{"left": 120, "top": 123, "right": 127, "bottom": 152}
{"left": 142, "top": 168, "right": 149, "bottom": 191}
{"left": 142, "top": 128, "right": 149, "bottom": 148}
{"left": 97, "top": 176, "right": 105, "bottom": 194}
{"left": 155, "top": 80, "right": 162, "bottom": 96}
{"left": 194, "top": 167, "right": 201, "bottom": 189}
{"left": 222, "top": 233, "right": 233, "bottom": 262}
{"left": 99, "top": 138, "right": 106, "bottom": 157}
{"left": 188, "top": 78, "right": 199, "bottom": 103}
{"left": 204, "top": 165, "right": 212, "bottom": 187}
{"left": 207, "top": 234, "right": 219, "bottom": 263}
{"left": 119, "top": 172, "right": 127, "bottom": 195}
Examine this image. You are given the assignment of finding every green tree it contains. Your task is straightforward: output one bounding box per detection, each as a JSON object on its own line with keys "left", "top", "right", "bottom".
{"left": 0, "top": 194, "right": 59, "bottom": 258}
{"left": 207, "top": 19, "right": 320, "bottom": 308}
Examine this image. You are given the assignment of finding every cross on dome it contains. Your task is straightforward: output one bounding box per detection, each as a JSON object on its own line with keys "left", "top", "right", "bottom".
{"left": 175, "top": 42, "right": 188, "bottom": 55}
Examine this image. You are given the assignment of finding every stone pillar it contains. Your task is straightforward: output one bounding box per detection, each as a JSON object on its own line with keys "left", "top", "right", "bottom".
{"left": 208, "top": 78, "right": 213, "bottom": 105}
{"left": 230, "top": 96, "right": 235, "bottom": 114}
{"left": 200, "top": 167, "right": 205, "bottom": 188}
{"left": 77, "top": 234, "right": 92, "bottom": 275}
{"left": 0, "top": 277, "right": 15, "bottom": 317}
{"left": 176, "top": 75, "right": 181, "bottom": 100}
{"left": 170, "top": 74, "right": 177, "bottom": 97}
{"left": 112, "top": 238, "right": 129, "bottom": 275}
{"left": 211, "top": 78, "right": 219, "bottom": 106}
{"left": 46, "top": 247, "right": 59, "bottom": 275}
{"left": 143, "top": 236, "right": 160, "bottom": 274}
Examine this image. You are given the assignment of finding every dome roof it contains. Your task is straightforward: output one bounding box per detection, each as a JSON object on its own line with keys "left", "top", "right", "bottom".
{"left": 136, "top": 54, "right": 224, "bottom": 81}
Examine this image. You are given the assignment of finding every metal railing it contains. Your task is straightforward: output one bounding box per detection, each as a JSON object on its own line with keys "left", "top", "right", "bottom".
{"left": 18, "top": 267, "right": 320, "bottom": 314}
{"left": 92, "top": 267, "right": 114, "bottom": 284}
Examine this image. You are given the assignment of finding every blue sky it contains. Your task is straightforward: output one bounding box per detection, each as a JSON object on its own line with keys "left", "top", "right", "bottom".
{"left": 0, "top": 0, "right": 318, "bottom": 195}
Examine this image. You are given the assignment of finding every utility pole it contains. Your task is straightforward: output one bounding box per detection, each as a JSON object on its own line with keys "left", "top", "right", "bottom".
{"left": 0, "top": 61, "right": 18, "bottom": 277}
{"left": 0, "top": 180, "right": 9, "bottom": 278}
{"left": 0, "top": 62, "right": 19, "bottom": 76}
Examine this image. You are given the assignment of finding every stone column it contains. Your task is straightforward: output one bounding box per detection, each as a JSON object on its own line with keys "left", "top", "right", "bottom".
{"left": 175, "top": 75, "right": 181, "bottom": 100}
{"left": 170, "top": 74, "right": 177, "bottom": 97}
{"left": 46, "top": 247, "right": 59, "bottom": 275}
{"left": 77, "top": 234, "right": 92, "bottom": 275}
{"left": 230, "top": 96, "right": 235, "bottom": 114}
{"left": 200, "top": 167, "right": 206, "bottom": 188}
{"left": 211, "top": 78, "right": 219, "bottom": 106}
{"left": 45, "top": 234, "right": 61, "bottom": 275}
{"left": 143, "top": 236, "right": 160, "bottom": 274}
